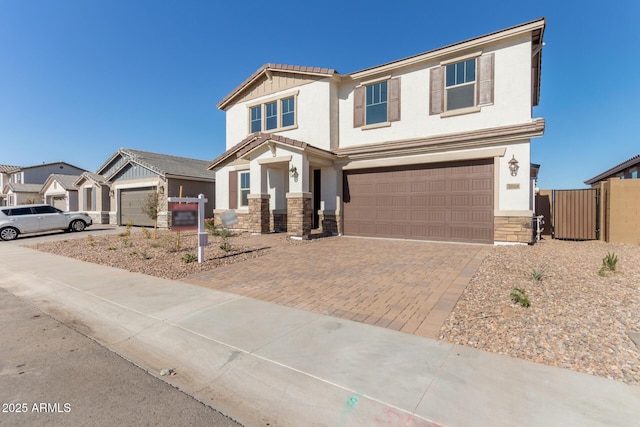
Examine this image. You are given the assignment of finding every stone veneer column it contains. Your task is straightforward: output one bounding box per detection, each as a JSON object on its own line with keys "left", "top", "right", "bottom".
{"left": 286, "top": 192, "right": 312, "bottom": 239}
{"left": 318, "top": 210, "right": 339, "bottom": 235}
{"left": 247, "top": 194, "right": 270, "bottom": 234}
{"left": 494, "top": 216, "right": 533, "bottom": 243}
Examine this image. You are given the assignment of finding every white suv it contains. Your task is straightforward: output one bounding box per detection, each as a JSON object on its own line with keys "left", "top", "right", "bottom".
{"left": 0, "top": 204, "right": 93, "bottom": 241}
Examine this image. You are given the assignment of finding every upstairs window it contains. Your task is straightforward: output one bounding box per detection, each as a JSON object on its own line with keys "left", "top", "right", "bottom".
{"left": 445, "top": 59, "right": 476, "bottom": 110}
{"left": 248, "top": 93, "right": 298, "bottom": 134}
{"left": 265, "top": 101, "right": 278, "bottom": 130}
{"left": 250, "top": 106, "right": 262, "bottom": 133}
{"left": 281, "top": 97, "right": 295, "bottom": 127}
{"left": 353, "top": 78, "right": 401, "bottom": 128}
{"left": 365, "top": 81, "right": 388, "bottom": 125}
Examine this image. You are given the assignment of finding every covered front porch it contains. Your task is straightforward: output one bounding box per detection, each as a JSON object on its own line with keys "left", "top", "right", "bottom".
{"left": 210, "top": 133, "right": 341, "bottom": 239}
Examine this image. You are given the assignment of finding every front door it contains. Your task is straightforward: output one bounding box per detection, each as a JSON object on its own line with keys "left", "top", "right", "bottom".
{"left": 313, "top": 169, "right": 321, "bottom": 229}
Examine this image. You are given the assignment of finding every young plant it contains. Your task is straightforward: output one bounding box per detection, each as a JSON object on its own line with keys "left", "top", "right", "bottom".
{"left": 204, "top": 218, "right": 216, "bottom": 235}
{"left": 602, "top": 252, "right": 619, "bottom": 272}
{"left": 510, "top": 287, "right": 531, "bottom": 308}
{"left": 531, "top": 265, "right": 546, "bottom": 282}
{"left": 87, "top": 234, "right": 95, "bottom": 247}
{"left": 181, "top": 253, "right": 197, "bottom": 263}
{"left": 220, "top": 240, "right": 232, "bottom": 252}
{"left": 141, "top": 227, "right": 151, "bottom": 239}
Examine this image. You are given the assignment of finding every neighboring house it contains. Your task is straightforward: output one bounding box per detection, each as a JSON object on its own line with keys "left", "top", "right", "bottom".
{"left": 74, "top": 172, "right": 111, "bottom": 224}
{"left": 2, "top": 183, "right": 42, "bottom": 205}
{"left": 584, "top": 154, "right": 640, "bottom": 186}
{"left": 208, "top": 18, "right": 546, "bottom": 244}
{"left": 40, "top": 174, "right": 82, "bottom": 211}
{"left": 1, "top": 161, "right": 86, "bottom": 207}
{"left": 0, "top": 165, "right": 21, "bottom": 205}
{"left": 93, "top": 148, "right": 216, "bottom": 227}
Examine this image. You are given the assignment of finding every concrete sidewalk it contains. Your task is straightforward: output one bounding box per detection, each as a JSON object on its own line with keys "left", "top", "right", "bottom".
{"left": 1, "top": 243, "right": 638, "bottom": 427}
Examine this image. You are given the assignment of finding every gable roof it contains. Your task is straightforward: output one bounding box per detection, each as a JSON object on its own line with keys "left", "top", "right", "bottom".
{"left": 207, "top": 132, "right": 335, "bottom": 171}
{"left": 98, "top": 148, "right": 216, "bottom": 181}
{"left": 0, "top": 165, "right": 21, "bottom": 173}
{"left": 42, "top": 174, "right": 82, "bottom": 191}
{"left": 18, "top": 161, "right": 86, "bottom": 172}
{"left": 3, "top": 183, "right": 42, "bottom": 193}
{"left": 217, "top": 18, "right": 545, "bottom": 111}
{"left": 584, "top": 154, "right": 640, "bottom": 185}
{"left": 217, "top": 64, "right": 338, "bottom": 110}
{"left": 74, "top": 172, "right": 108, "bottom": 186}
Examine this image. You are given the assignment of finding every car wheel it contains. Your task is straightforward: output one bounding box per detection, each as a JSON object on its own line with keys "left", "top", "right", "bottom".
{"left": 70, "top": 220, "right": 86, "bottom": 232}
{"left": 0, "top": 227, "right": 19, "bottom": 241}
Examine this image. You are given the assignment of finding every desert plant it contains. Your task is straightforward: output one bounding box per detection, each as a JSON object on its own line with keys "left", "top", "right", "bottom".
{"left": 87, "top": 234, "right": 95, "bottom": 247}
{"left": 204, "top": 218, "right": 216, "bottom": 234}
{"left": 141, "top": 192, "right": 160, "bottom": 239}
{"left": 531, "top": 265, "right": 546, "bottom": 282}
{"left": 220, "top": 240, "right": 232, "bottom": 252}
{"left": 602, "top": 252, "right": 619, "bottom": 272}
{"left": 141, "top": 227, "right": 151, "bottom": 239}
{"left": 181, "top": 253, "right": 197, "bottom": 263}
{"left": 107, "top": 247, "right": 117, "bottom": 251}
{"left": 598, "top": 268, "right": 607, "bottom": 277}
{"left": 510, "top": 287, "right": 531, "bottom": 307}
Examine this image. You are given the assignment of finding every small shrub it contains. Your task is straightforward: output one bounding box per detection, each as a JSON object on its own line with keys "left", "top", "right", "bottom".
{"left": 510, "top": 287, "right": 531, "bottom": 307}
{"left": 598, "top": 268, "right": 607, "bottom": 277}
{"left": 150, "top": 241, "right": 162, "bottom": 248}
{"left": 531, "top": 265, "right": 546, "bottom": 282}
{"left": 139, "top": 251, "right": 151, "bottom": 260}
{"left": 181, "top": 253, "right": 197, "bottom": 263}
{"left": 602, "top": 252, "right": 619, "bottom": 272}
{"left": 220, "top": 240, "right": 232, "bottom": 252}
{"left": 87, "top": 234, "right": 95, "bottom": 247}
{"left": 121, "top": 238, "right": 133, "bottom": 248}
{"left": 216, "top": 227, "right": 233, "bottom": 238}
{"left": 204, "top": 218, "right": 216, "bottom": 234}
{"left": 141, "top": 228, "right": 151, "bottom": 239}
{"left": 107, "top": 247, "right": 117, "bottom": 251}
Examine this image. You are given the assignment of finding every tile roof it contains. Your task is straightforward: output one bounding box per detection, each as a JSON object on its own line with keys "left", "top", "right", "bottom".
{"left": 584, "top": 154, "right": 640, "bottom": 185}
{"left": 217, "top": 64, "right": 338, "bottom": 110}
{"left": 207, "top": 132, "right": 334, "bottom": 170}
{"left": 4, "top": 183, "right": 42, "bottom": 193}
{"left": 119, "top": 148, "right": 216, "bottom": 181}
{"left": 46, "top": 174, "right": 83, "bottom": 190}
{"left": 0, "top": 165, "right": 21, "bottom": 173}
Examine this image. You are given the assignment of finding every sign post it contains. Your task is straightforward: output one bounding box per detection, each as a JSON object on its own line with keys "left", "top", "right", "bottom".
{"left": 167, "top": 194, "right": 208, "bottom": 263}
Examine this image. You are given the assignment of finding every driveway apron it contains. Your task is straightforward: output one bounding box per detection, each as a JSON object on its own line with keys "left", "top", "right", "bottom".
{"left": 182, "top": 235, "right": 490, "bottom": 338}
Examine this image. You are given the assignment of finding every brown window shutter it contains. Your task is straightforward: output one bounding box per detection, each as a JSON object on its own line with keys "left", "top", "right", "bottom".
{"left": 353, "top": 85, "right": 365, "bottom": 127}
{"left": 388, "top": 77, "right": 401, "bottom": 122}
{"left": 228, "top": 170, "right": 238, "bottom": 209}
{"left": 478, "top": 53, "right": 495, "bottom": 105}
{"left": 429, "top": 66, "right": 444, "bottom": 115}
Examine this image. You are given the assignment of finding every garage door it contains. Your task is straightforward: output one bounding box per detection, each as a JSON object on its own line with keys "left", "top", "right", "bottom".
{"left": 52, "top": 196, "right": 66, "bottom": 211}
{"left": 119, "top": 187, "right": 156, "bottom": 226}
{"left": 343, "top": 160, "right": 494, "bottom": 244}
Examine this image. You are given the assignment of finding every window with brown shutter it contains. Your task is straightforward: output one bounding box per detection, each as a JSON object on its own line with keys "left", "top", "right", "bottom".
{"left": 228, "top": 170, "right": 238, "bottom": 209}
{"left": 354, "top": 78, "right": 401, "bottom": 127}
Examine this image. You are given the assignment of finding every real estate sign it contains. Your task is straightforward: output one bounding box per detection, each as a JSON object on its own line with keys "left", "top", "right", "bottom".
{"left": 170, "top": 203, "right": 198, "bottom": 231}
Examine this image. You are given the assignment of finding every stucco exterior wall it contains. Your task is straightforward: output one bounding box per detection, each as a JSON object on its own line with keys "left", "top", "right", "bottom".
{"left": 338, "top": 36, "right": 534, "bottom": 149}
{"left": 225, "top": 80, "right": 335, "bottom": 150}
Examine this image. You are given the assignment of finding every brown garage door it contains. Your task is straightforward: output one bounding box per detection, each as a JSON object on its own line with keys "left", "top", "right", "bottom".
{"left": 343, "top": 160, "right": 494, "bottom": 244}
{"left": 119, "top": 187, "right": 156, "bottom": 226}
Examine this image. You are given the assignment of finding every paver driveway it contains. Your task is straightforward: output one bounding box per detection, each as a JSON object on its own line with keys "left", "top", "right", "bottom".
{"left": 182, "top": 235, "right": 490, "bottom": 338}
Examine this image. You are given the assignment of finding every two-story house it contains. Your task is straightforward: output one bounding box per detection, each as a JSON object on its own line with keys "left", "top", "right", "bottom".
{"left": 208, "top": 18, "right": 546, "bottom": 244}
{"left": 1, "top": 161, "right": 86, "bottom": 206}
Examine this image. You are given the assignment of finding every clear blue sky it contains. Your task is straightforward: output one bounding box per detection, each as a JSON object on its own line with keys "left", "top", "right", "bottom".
{"left": 1, "top": 1, "right": 638, "bottom": 189}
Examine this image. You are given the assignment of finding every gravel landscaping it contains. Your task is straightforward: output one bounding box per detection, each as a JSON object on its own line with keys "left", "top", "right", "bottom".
{"left": 30, "top": 229, "right": 640, "bottom": 386}
{"left": 439, "top": 238, "right": 640, "bottom": 386}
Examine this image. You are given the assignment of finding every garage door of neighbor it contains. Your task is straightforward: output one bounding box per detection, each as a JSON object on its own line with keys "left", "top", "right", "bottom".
{"left": 52, "top": 196, "right": 66, "bottom": 211}
{"left": 343, "top": 160, "right": 494, "bottom": 244}
{"left": 119, "top": 187, "right": 156, "bottom": 226}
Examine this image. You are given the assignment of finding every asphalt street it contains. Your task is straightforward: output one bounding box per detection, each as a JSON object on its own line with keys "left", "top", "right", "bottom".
{"left": 0, "top": 287, "right": 242, "bottom": 427}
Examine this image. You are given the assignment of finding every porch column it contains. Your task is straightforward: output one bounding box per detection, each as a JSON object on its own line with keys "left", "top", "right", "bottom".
{"left": 286, "top": 192, "right": 312, "bottom": 239}
{"left": 247, "top": 194, "right": 270, "bottom": 234}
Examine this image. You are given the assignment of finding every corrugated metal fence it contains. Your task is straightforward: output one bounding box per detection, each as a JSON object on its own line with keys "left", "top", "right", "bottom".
{"left": 552, "top": 189, "right": 599, "bottom": 240}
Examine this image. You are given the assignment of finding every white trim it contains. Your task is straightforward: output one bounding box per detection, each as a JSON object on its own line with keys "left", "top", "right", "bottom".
{"left": 440, "top": 105, "right": 481, "bottom": 118}
{"left": 440, "top": 50, "right": 482, "bottom": 66}
{"left": 494, "top": 210, "right": 534, "bottom": 216}
{"left": 342, "top": 147, "right": 506, "bottom": 170}
{"left": 361, "top": 121, "right": 391, "bottom": 130}
{"left": 356, "top": 74, "right": 392, "bottom": 86}
{"left": 257, "top": 155, "right": 292, "bottom": 165}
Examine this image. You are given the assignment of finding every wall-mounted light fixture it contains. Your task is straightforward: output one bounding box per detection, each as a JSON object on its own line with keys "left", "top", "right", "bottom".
{"left": 289, "top": 165, "right": 299, "bottom": 182}
{"left": 508, "top": 155, "right": 519, "bottom": 177}
{"left": 158, "top": 185, "right": 164, "bottom": 195}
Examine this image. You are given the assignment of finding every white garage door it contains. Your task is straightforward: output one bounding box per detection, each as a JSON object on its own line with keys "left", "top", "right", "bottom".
{"left": 119, "top": 187, "right": 156, "bottom": 226}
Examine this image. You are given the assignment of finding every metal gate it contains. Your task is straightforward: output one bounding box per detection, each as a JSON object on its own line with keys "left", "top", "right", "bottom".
{"left": 552, "top": 189, "right": 599, "bottom": 240}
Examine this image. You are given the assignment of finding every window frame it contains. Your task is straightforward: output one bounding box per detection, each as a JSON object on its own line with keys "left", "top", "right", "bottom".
{"left": 444, "top": 58, "right": 477, "bottom": 112}
{"left": 239, "top": 171, "right": 250, "bottom": 207}
{"left": 365, "top": 80, "right": 388, "bottom": 125}
{"left": 247, "top": 92, "right": 298, "bottom": 134}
